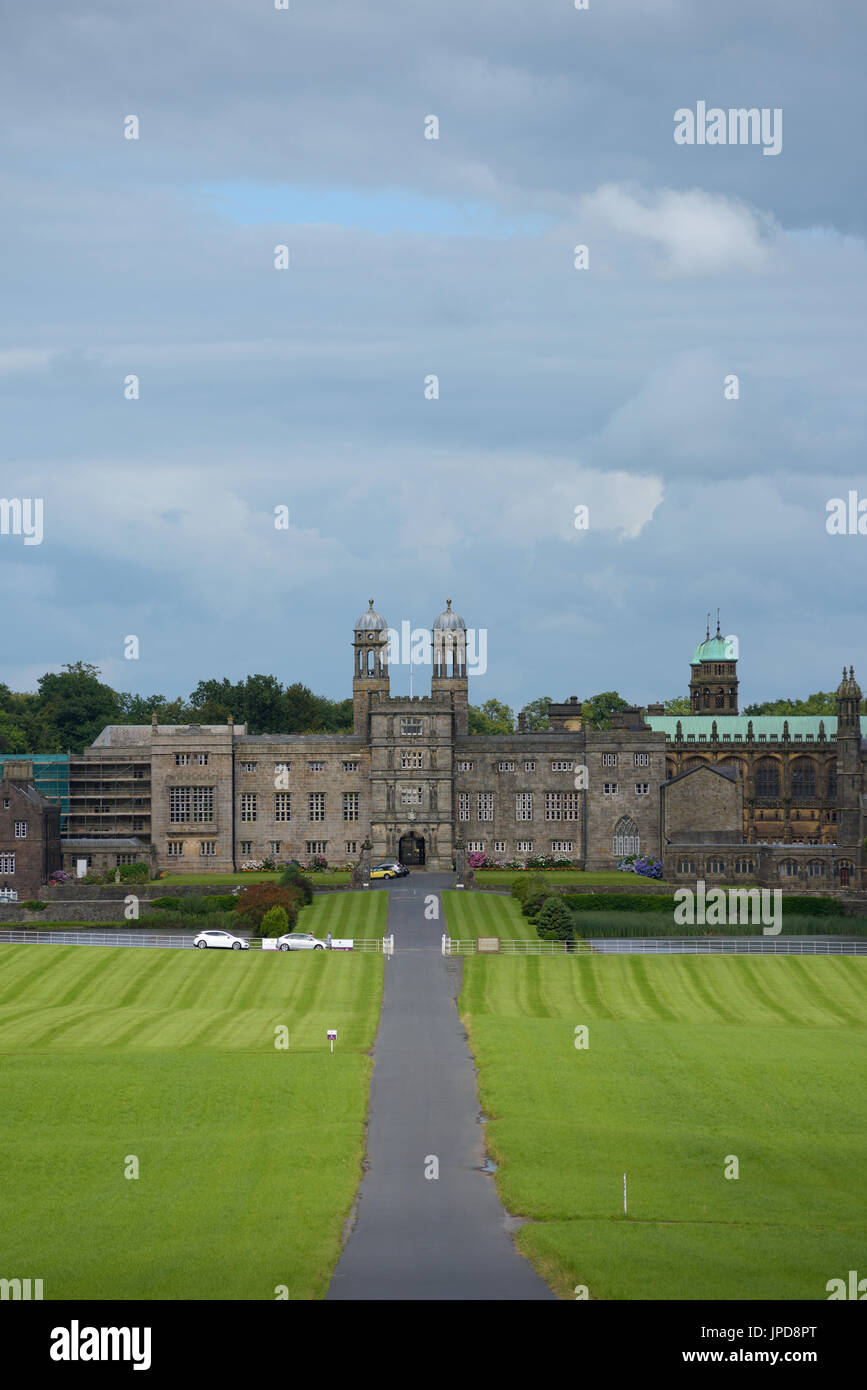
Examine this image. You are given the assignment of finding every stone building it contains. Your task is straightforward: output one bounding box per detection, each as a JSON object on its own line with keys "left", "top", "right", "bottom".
{"left": 0, "top": 760, "right": 62, "bottom": 897}
{"left": 27, "top": 603, "right": 866, "bottom": 890}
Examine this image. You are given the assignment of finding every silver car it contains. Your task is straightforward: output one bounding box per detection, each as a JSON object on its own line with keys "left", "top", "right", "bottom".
{"left": 276, "top": 931, "right": 326, "bottom": 951}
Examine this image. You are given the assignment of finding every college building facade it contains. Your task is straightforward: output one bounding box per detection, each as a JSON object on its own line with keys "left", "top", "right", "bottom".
{"left": 1, "top": 604, "right": 865, "bottom": 892}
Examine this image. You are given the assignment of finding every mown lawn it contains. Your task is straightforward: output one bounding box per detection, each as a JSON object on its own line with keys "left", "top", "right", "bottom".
{"left": 444, "top": 889, "right": 537, "bottom": 940}
{"left": 303, "top": 890, "right": 387, "bottom": 939}
{"left": 0, "top": 934, "right": 383, "bottom": 1299}
{"left": 460, "top": 953, "right": 867, "bottom": 1299}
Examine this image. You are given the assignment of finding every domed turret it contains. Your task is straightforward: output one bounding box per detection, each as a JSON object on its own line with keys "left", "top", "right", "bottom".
{"left": 689, "top": 613, "right": 739, "bottom": 715}
{"left": 431, "top": 599, "right": 469, "bottom": 734}
{"left": 352, "top": 599, "right": 390, "bottom": 734}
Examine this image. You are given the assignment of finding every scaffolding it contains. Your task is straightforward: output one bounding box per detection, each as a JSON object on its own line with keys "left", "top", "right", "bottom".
{"left": 0, "top": 754, "right": 70, "bottom": 828}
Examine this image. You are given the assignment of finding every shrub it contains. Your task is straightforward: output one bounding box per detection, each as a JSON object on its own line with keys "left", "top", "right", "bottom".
{"left": 260, "top": 857, "right": 276, "bottom": 873}
{"left": 234, "top": 884, "right": 301, "bottom": 931}
{"left": 617, "top": 855, "right": 664, "bottom": 880}
{"left": 149, "top": 896, "right": 182, "bottom": 911}
{"left": 512, "top": 872, "right": 544, "bottom": 908}
{"left": 118, "top": 862, "right": 150, "bottom": 883}
{"left": 535, "top": 896, "right": 575, "bottom": 941}
{"left": 138, "top": 910, "right": 237, "bottom": 932}
{"left": 21, "top": 900, "right": 47, "bottom": 911}
{"left": 279, "top": 865, "right": 314, "bottom": 905}
{"left": 522, "top": 885, "right": 551, "bottom": 919}
{"left": 306, "top": 855, "right": 328, "bottom": 872}
{"left": 261, "top": 905, "right": 289, "bottom": 937}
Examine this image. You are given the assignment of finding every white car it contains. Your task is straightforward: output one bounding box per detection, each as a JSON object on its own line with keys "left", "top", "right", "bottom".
{"left": 193, "top": 929, "right": 250, "bottom": 951}
{"left": 276, "top": 931, "right": 327, "bottom": 951}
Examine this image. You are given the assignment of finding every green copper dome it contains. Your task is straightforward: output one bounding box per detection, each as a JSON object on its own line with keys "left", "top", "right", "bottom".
{"left": 691, "top": 634, "right": 731, "bottom": 664}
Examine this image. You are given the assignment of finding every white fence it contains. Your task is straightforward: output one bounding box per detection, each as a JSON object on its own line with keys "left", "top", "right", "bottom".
{"left": 441, "top": 935, "right": 866, "bottom": 957}
{"left": 0, "top": 931, "right": 395, "bottom": 953}
{"left": 442, "top": 936, "right": 591, "bottom": 956}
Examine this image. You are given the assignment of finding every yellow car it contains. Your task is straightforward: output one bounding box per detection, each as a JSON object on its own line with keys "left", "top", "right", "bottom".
{"left": 370, "top": 861, "right": 409, "bottom": 880}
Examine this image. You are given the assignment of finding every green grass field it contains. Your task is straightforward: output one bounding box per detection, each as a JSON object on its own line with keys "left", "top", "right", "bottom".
{"left": 0, "top": 911, "right": 384, "bottom": 1299}
{"left": 444, "top": 889, "right": 536, "bottom": 940}
{"left": 303, "top": 890, "right": 387, "bottom": 939}
{"left": 460, "top": 953, "right": 867, "bottom": 1299}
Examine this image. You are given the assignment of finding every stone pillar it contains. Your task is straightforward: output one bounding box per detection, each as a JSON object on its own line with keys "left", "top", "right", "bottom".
{"left": 455, "top": 834, "right": 466, "bottom": 886}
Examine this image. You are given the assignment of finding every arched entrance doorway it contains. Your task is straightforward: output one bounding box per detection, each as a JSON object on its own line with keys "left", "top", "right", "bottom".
{"left": 398, "top": 832, "right": 425, "bottom": 866}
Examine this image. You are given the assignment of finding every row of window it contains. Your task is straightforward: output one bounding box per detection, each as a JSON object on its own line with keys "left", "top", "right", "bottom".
{"left": 458, "top": 792, "right": 583, "bottom": 821}
{"left": 237, "top": 760, "right": 360, "bottom": 774}
{"left": 166, "top": 841, "right": 338, "bottom": 858}
{"left": 455, "top": 754, "right": 651, "bottom": 772}
{"left": 466, "top": 841, "right": 575, "bottom": 854}
{"left": 241, "top": 793, "right": 360, "bottom": 822}
{"left": 675, "top": 857, "right": 847, "bottom": 879}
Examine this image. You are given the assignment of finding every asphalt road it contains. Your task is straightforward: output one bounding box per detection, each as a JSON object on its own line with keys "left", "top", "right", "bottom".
{"left": 327, "top": 872, "right": 554, "bottom": 1301}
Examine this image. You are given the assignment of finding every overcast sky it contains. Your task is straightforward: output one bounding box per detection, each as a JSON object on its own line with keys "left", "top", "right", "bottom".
{"left": 2, "top": 1, "right": 865, "bottom": 712}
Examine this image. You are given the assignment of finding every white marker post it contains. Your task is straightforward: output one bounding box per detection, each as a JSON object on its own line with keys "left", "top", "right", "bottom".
{"left": 623, "top": 1172, "right": 627, "bottom": 1215}
{"left": 327, "top": 1029, "right": 337, "bottom": 1054}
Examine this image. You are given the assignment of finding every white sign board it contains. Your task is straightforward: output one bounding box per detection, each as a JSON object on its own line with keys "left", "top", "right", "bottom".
{"left": 330, "top": 939, "right": 354, "bottom": 951}
{"left": 261, "top": 938, "right": 279, "bottom": 951}
{"left": 76, "top": 858, "right": 88, "bottom": 879}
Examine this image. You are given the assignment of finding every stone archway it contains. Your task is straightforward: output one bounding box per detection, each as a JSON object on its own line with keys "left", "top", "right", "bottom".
{"left": 398, "top": 832, "right": 425, "bottom": 866}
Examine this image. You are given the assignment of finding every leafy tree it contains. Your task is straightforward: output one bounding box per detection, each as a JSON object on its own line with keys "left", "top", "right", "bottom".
{"left": 261, "top": 905, "right": 290, "bottom": 938}
{"left": 581, "top": 691, "right": 629, "bottom": 729}
{"left": 468, "top": 698, "right": 515, "bottom": 734}
{"left": 663, "top": 696, "right": 691, "bottom": 715}
{"left": 233, "top": 884, "right": 301, "bottom": 931}
{"left": 519, "top": 696, "right": 552, "bottom": 730}
{"left": 744, "top": 691, "right": 839, "bottom": 716}
{"left": 36, "top": 662, "right": 122, "bottom": 752}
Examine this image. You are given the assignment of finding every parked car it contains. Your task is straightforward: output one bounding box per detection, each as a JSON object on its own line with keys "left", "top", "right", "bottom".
{"left": 370, "top": 861, "right": 410, "bottom": 879}
{"left": 193, "top": 929, "right": 249, "bottom": 951}
{"left": 276, "top": 931, "right": 326, "bottom": 951}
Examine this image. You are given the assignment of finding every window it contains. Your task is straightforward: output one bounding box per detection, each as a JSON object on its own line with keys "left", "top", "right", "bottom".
{"left": 240, "top": 762, "right": 258, "bottom": 773}
{"left": 133, "top": 766, "right": 146, "bottom": 778}
{"left": 458, "top": 792, "right": 470, "bottom": 822}
{"left": 2, "top": 798, "right": 8, "bottom": 808}
{"left": 193, "top": 787, "right": 214, "bottom": 822}
{"left": 603, "top": 782, "right": 618, "bottom": 795}
{"left": 199, "top": 841, "right": 216, "bottom": 856}
{"left": 401, "top": 751, "right": 423, "bottom": 769}
{"left": 634, "top": 753, "right": 650, "bottom": 768}
{"left": 516, "top": 792, "right": 533, "bottom": 821}
{"left": 755, "top": 759, "right": 780, "bottom": 798}
{"left": 735, "top": 858, "right": 754, "bottom": 873}
{"left": 562, "top": 793, "right": 580, "bottom": 820}
{"left": 677, "top": 858, "right": 696, "bottom": 873}
{"left": 467, "top": 841, "right": 485, "bottom": 853}
{"left": 523, "top": 760, "right": 535, "bottom": 772}
{"left": 195, "top": 752, "right": 209, "bottom": 766}
{"left": 457, "top": 760, "right": 474, "bottom": 772}
{"left": 706, "top": 859, "right": 726, "bottom": 875}
{"left": 269, "top": 842, "right": 282, "bottom": 856}
{"left": 275, "top": 792, "right": 291, "bottom": 821}
{"left": 306, "top": 841, "right": 328, "bottom": 855}
{"left": 343, "top": 792, "right": 359, "bottom": 821}
{"left": 400, "top": 718, "right": 423, "bottom": 737}
{"left": 274, "top": 762, "right": 291, "bottom": 776}
{"left": 498, "top": 761, "right": 515, "bottom": 772}
{"left": 551, "top": 760, "right": 573, "bottom": 771}
{"left": 398, "top": 786, "right": 421, "bottom": 806}
{"left": 342, "top": 760, "right": 359, "bottom": 773}
{"left": 601, "top": 753, "right": 617, "bottom": 768}
{"left": 792, "top": 759, "right": 817, "bottom": 797}
{"left": 115, "top": 854, "right": 139, "bottom": 865}
{"left": 516, "top": 840, "right": 533, "bottom": 853}
{"left": 494, "top": 841, "right": 507, "bottom": 853}
{"left": 169, "top": 787, "right": 191, "bottom": 823}
{"left": 613, "top": 817, "right": 639, "bottom": 857}
{"left": 807, "top": 859, "right": 826, "bottom": 877}
{"left": 545, "top": 792, "right": 564, "bottom": 820}
{"left": 167, "top": 842, "right": 184, "bottom": 857}
{"left": 240, "top": 793, "right": 258, "bottom": 822}
{"left": 13, "top": 821, "right": 26, "bottom": 838}
{"left": 635, "top": 783, "right": 649, "bottom": 795}
{"left": 308, "top": 761, "right": 325, "bottom": 772}
{"left": 0, "top": 853, "right": 15, "bottom": 873}
{"left": 477, "top": 793, "right": 494, "bottom": 821}
{"left": 175, "top": 753, "right": 190, "bottom": 766}
{"left": 240, "top": 840, "right": 252, "bottom": 855}
{"left": 551, "top": 840, "right": 573, "bottom": 853}
{"left": 308, "top": 793, "right": 325, "bottom": 822}
{"left": 345, "top": 841, "right": 358, "bottom": 855}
